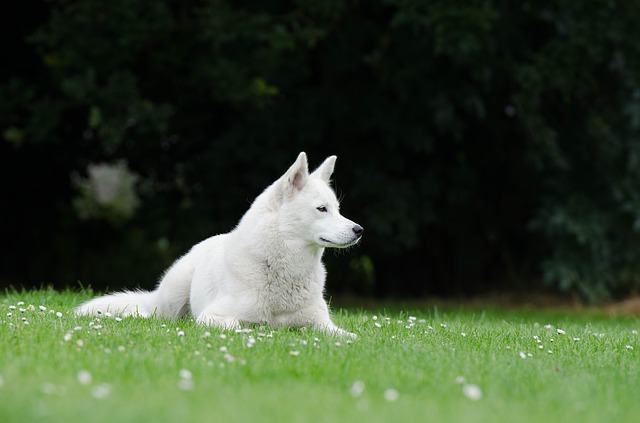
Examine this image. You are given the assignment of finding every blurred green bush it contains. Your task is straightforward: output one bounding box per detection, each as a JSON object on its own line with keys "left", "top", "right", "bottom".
{"left": 3, "top": 0, "right": 640, "bottom": 302}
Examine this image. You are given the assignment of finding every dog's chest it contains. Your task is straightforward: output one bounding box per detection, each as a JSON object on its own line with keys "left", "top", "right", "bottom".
{"left": 259, "top": 258, "right": 319, "bottom": 315}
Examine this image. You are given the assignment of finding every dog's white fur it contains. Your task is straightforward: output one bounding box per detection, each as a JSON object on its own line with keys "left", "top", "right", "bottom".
{"left": 76, "top": 152, "right": 363, "bottom": 337}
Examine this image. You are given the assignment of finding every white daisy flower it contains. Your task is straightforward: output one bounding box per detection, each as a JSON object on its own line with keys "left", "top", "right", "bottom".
{"left": 77, "top": 370, "right": 92, "bottom": 385}
{"left": 383, "top": 389, "right": 400, "bottom": 402}
{"left": 350, "top": 380, "right": 365, "bottom": 397}
{"left": 462, "top": 384, "right": 482, "bottom": 401}
{"left": 92, "top": 384, "right": 112, "bottom": 399}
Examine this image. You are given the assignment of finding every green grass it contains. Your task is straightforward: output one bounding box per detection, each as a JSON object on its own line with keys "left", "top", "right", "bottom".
{"left": 1, "top": 289, "right": 639, "bottom": 423}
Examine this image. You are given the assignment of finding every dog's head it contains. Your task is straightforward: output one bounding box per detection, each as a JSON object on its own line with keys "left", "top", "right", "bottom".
{"left": 277, "top": 152, "right": 363, "bottom": 248}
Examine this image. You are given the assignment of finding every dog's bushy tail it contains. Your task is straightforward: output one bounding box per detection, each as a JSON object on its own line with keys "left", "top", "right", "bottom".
{"left": 75, "top": 290, "right": 158, "bottom": 317}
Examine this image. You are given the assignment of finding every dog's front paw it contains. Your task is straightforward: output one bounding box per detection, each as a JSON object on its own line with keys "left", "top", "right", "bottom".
{"left": 315, "top": 322, "right": 357, "bottom": 338}
{"left": 336, "top": 328, "right": 358, "bottom": 339}
{"left": 197, "top": 314, "right": 240, "bottom": 330}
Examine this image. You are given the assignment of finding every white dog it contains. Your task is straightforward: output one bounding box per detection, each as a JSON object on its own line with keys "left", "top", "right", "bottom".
{"left": 76, "top": 152, "right": 363, "bottom": 336}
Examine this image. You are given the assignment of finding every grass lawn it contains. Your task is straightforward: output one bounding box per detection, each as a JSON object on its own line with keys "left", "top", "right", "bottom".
{"left": 1, "top": 289, "right": 638, "bottom": 423}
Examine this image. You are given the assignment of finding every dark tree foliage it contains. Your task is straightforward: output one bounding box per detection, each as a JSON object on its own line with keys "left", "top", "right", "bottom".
{"left": 2, "top": 0, "right": 640, "bottom": 301}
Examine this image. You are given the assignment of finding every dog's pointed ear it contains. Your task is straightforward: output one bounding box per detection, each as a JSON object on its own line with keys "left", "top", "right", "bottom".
{"left": 311, "top": 155, "right": 336, "bottom": 183}
{"left": 282, "top": 152, "right": 309, "bottom": 198}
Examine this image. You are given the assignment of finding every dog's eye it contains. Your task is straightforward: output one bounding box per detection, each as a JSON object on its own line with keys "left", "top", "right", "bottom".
{"left": 316, "top": 206, "right": 328, "bottom": 212}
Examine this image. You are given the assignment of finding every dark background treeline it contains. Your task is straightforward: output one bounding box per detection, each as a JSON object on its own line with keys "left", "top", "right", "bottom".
{"left": 3, "top": 0, "right": 640, "bottom": 302}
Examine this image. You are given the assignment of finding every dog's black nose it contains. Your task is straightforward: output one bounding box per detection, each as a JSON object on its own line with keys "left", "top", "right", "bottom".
{"left": 352, "top": 225, "right": 364, "bottom": 236}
